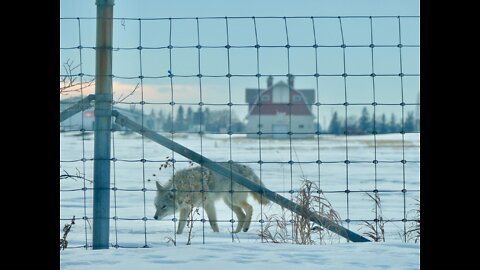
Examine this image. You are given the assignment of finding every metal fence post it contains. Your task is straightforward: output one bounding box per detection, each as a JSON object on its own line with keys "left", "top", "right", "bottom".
{"left": 93, "top": 0, "right": 114, "bottom": 250}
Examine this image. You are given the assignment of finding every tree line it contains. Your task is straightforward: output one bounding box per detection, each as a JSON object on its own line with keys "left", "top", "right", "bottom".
{"left": 146, "top": 106, "right": 419, "bottom": 135}
{"left": 148, "top": 106, "right": 246, "bottom": 133}
{"left": 328, "top": 107, "right": 419, "bottom": 135}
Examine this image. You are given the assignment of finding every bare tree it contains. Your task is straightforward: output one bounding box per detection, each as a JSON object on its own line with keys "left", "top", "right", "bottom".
{"left": 60, "top": 59, "right": 94, "bottom": 95}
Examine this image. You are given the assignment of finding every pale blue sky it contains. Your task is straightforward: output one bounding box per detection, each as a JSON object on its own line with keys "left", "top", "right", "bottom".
{"left": 60, "top": 0, "right": 420, "bottom": 126}
{"left": 60, "top": 0, "right": 419, "bottom": 18}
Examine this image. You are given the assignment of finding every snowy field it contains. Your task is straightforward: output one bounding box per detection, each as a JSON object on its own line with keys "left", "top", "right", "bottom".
{"left": 60, "top": 132, "right": 420, "bottom": 269}
{"left": 60, "top": 242, "right": 419, "bottom": 270}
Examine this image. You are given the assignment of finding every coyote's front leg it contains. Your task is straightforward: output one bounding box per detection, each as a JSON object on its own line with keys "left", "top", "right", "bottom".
{"left": 204, "top": 203, "right": 219, "bottom": 232}
{"left": 176, "top": 208, "right": 189, "bottom": 234}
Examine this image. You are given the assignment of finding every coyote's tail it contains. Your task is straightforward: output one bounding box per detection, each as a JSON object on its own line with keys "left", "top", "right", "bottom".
{"left": 252, "top": 191, "right": 271, "bottom": 205}
{"left": 250, "top": 174, "right": 271, "bottom": 205}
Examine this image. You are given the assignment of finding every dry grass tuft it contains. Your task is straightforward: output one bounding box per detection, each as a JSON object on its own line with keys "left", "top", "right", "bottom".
{"left": 260, "top": 179, "right": 342, "bottom": 245}
{"left": 60, "top": 216, "right": 76, "bottom": 250}
{"left": 405, "top": 198, "right": 420, "bottom": 243}
{"left": 361, "top": 192, "right": 387, "bottom": 242}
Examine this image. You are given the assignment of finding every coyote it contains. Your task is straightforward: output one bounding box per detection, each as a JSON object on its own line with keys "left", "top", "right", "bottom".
{"left": 153, "top": 163, "right": 269, "bottom": 234}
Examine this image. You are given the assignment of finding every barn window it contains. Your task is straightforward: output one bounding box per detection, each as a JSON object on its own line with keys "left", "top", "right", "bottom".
{"left": 261, "top": 95, "right": 270, "bottom": 102}
{"left": 298, "top": 124, "right": 304, "bottom": 128}
{"left": 293, "top": 95, "right": 302, "bottom": 102}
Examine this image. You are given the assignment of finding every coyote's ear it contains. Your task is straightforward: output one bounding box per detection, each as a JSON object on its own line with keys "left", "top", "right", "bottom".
{"left": 156, "top": 181, "right": 165, "bottom": 191}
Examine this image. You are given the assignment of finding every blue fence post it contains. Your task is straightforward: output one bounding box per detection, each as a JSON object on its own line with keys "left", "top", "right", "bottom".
{"left": 92, "top": 0, "right": 114, "bottom": 250}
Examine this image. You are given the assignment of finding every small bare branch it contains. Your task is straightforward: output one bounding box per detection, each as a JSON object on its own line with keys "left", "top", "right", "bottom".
{"left": 165, "top": 236, "right": 176, "bottom": 246}
{"left": 115, "top": 82, "right": 140, "bottom": 104}
{"left": 60, "top": 169, "right": 93, "bottom": 183}
{"left": 60, "top": 59, "right": 94, "bottom": 95}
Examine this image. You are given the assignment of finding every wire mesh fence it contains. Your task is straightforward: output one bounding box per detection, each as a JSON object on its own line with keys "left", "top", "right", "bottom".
{"left": 60, "top": 15, "right": 420, "bottom": 249}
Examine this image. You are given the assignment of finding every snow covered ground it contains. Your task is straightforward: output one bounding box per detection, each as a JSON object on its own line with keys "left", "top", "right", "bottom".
{"left": 60, "top": 241, "right": 420, "bottom": 270}
{"left": 60, "top": 132, "right": 420, "bottom": 269}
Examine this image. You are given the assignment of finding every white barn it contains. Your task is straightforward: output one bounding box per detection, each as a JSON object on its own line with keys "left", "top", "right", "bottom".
{"left": 245, "top": 76, "right": 316, "bottom": 139}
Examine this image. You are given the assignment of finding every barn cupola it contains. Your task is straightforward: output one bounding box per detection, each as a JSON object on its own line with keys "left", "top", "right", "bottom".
{"left": 288, "top": 75, "right": 294, "bottom": 89}
{"left": 267, "top": 75, "right": 273, "bottom": 89}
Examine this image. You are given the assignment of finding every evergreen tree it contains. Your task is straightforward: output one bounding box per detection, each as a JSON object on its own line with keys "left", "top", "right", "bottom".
{"left": 193, "top": 107, "right": 202, "bottom": 125}
{"left": 174, "top": 106, "right": 185, "bottom": 131}
{"left": 389, "top": 113, "right": 399, "bottom": 133}
{"left": 149, "top": 108, "right": 155, "bottom": 116}
{"left": 204, "top": 107, "right": 211, "bottom": 131}
{"left": 146, "top": 108, "right": 156, "bottom": 130}
{"left": 231, "top": 121, "right": 246, "bottom": 133}
{"left": 328, "top": 111, "right": 342, "bottom": 134}
{"left": 404, "top": 111, "right": 416, "bottom": 132}
{"left": 157, "top": 110, "right": 165, "bottom": 131}
{"left": 193, "top": 107, "right": 210, "bottom": 131}
{"left": 163, "top": 112, "right": 173, "bottom": 132}
{"left": 358, "top": 107, "right": 372, "bottom": 134}
{"left": 157, "top": 110, "right": 165, "bottom": 122}
{"left": 346, "top": 115, "right": 358, "bottom": 135}
{"left": 185, "top": 107, "right": 193, "bottom": 126}
{"left": 378, "top": 113, "right": 388, "bottom": 134}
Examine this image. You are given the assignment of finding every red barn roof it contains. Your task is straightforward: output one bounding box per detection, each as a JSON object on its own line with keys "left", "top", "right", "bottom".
{"left": 246, "top": 80, "right": 314, "bottom": 116}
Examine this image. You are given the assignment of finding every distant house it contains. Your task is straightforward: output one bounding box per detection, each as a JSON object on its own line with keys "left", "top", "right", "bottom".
{"left": 60, "top": 96, "right": 159, "bottom": 132}
{"left": 245, "top": 76, "right": 315, "bottom": 138}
